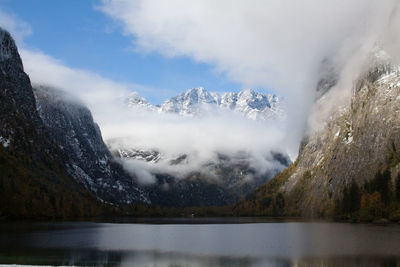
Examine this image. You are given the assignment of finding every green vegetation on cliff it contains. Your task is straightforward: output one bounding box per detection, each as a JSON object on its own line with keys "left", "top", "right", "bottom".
{"left": 0, "top": 146, "right": 115, "bottom": 219}
{"left": 232, "top": 164, "right": 400, "bottom": 222}
{"left": 335, "top": 169, "right": 400, "bottom": 222}
{"left": 232, "top": 160, "right": 298, "bottom": 217}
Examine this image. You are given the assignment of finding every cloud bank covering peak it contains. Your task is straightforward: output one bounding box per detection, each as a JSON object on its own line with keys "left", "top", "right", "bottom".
{"left": 99, "top": 0, "right": 400, "bottom": 151}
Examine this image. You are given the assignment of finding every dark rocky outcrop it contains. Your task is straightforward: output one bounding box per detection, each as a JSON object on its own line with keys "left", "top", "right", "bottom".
{"left": 0, "top": 28, "right": 106, "bottom": 218}
{"left": 33, "top": 86, "right": 149, "bottom": 205}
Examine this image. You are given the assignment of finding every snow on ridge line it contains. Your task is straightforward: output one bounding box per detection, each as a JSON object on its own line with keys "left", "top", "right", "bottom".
{"left": 126, "top": 87, "right": 284, "bottom": 120}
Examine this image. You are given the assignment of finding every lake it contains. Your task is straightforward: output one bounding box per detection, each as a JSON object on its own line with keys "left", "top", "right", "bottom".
{"left": 0, "top": 218, "right": 400, "bottom": 267}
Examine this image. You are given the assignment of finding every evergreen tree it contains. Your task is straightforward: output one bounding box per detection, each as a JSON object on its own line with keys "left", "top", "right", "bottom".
{"left": 377, "top": 169, "right": 392, "bottom": 204}
{"left": 349, "top": 181, "right": 361, "bottom": 212}
{"left": 341, "top": 181, "right": 361, "bottom": 214}
{"left": 396, "top": 173, "right": 400, "bottom": 202}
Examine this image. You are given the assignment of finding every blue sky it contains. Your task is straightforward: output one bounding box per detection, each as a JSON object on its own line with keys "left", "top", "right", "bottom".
{"left": 0, "top": 0, "right": 242, "bottom": 104}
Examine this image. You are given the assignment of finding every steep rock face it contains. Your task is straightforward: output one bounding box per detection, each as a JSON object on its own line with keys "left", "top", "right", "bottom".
{"left": 239, "top": 57, "right": 400, "bottom": 218}
{"left": 0, "top": 29, "right": 42, "bottom": 148}
{"left": 0, "top": 28, "right": 105, "bottom": 218}
{"left": 285, "top": 62, "right": 400, "bottom": 217}
{"left": 33, "top": 86, "right": 149, "bottom": 205}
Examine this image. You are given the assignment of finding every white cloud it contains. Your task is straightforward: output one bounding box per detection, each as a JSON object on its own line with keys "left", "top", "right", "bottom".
{"left": 106, "top": 106, "right": 287, "bottom": 182}
{"left": 0, "top": 10, "right": 32, "bottom": 44}
{"left": 20, "top": 49, "right": 135, "bottom": 123}
{"left": 98, "top": 0, "right": 399, "bottom": 84}
{"left": 99, "top": 0, "right": 400, "bottom": 154}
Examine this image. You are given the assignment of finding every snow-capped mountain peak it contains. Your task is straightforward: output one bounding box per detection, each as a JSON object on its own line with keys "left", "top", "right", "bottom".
{"left": 160, "top": 87, "right": 218, "bottom": 115}
{"left": 125, "top": 92, "right": 156, "bottom": 111}
{"left": 126, "top": 87, "right": 284, "bottom": 120}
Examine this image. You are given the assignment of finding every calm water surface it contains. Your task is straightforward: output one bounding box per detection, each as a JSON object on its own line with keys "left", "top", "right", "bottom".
{"left": 0, "top": 218, "right": 400, "bottom": 267}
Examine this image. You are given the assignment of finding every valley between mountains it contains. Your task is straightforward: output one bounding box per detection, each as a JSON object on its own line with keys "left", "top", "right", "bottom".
{"left": 1, "top": 27, "right": 400, "bottom": 221}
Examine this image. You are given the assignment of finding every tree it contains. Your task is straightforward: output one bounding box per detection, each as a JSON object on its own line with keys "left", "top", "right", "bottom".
{"left": 272, "top": 193, "right": 285, "bottom": 216}
{"left": 341, "top": 181, "right": 361, "bottom": 215}
{"left": 396, "top": 173, "right": 400, "bottom": 202}
{"left": 365, "top": 170, "right": 392, "bottom": 204}
{"left": 349, "top": 181, "right": 361, "bottom": 212}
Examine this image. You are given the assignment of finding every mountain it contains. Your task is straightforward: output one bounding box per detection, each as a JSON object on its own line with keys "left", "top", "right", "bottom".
{"left": 125, "top": 92, "right": 157, "bottom": 112}
{"left": 234, "top": 51, "right": 400, "bottom": 220}
{"left": 33, "top": 85, "right": 149, "bottom": 205}
{"left": 220, "top": 89, "right": 283, "bottom": 120}
{"left": 0, "top": 28, "right": 108, "bottom": 218}
{"left": 114, "top": 87, "right": 288, "bottom": 207}
{"left": 159, "top": 87, "right": 219, "bottom": 116}
{"left": 111, "top": 146, "right": 290, "bottom": 207}
{"left": 110, "top": 86, "right": 290, "bottom": 207}
{"left": 0, "top": 28, "right": 288, "bottom": 214}
{"left": 147, "top": 173, "right": 238, "bottom": 207}
{"left": 126, "top": 87, "right": 284, "bottom": 120}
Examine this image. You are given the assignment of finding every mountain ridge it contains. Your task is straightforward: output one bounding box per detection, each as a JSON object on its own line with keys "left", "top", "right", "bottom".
{"left": 33, "top": 85, "right": 150, "bottom": 205}
{"left": 126, "top": 87, "right": 284, "bottom": 120}
{"left": 0, "top": 27, "right": 111, "bottom": 218}
{"left": 234, "top": 51, "right": 400, "bottom": 220}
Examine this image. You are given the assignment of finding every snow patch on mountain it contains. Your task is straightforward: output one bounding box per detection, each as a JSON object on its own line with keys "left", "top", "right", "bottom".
{"left": 125, "top": 92, "right": 157, "bottom": 112}
{"left": 105, "top": 85, "right": 289, "bottom": 202}
{"left": 0, "top": 136, "right": 10, "bottom": 147}
{"left": 33, "top": 85, "right": 150, "bottom": 205}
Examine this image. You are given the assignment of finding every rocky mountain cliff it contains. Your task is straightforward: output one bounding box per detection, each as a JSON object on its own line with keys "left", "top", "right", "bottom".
{"left": 33, "top": 86, "right": 149, "bottom": 205}
{"left": 0, "top": 28, "right": 108, "bottom": 218}
{"left": 286, "top": 60, "right": 400, "bottom": 217}
{"left": 235, "top": 52, "right": 400, "bottom": 220}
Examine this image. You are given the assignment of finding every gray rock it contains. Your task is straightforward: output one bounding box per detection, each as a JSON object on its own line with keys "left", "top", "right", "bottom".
{"left": 33, "top": 85, "right": 150, "bottom": 205}
{"left": 280, "top": 53, "right": 400, "bottom": 217}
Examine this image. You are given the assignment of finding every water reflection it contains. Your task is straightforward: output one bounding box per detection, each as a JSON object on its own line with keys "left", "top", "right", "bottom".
{"left": 1, "top": 249, "right": 399, "bottom": 267}
{"left": 0, "top": 220, "right": 399, "bottom": 266}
